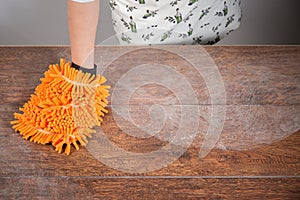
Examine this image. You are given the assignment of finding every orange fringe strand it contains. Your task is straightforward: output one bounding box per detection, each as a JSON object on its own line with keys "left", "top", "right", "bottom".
{"left": 11, "top": 59, "right": 110, "bottom": 155}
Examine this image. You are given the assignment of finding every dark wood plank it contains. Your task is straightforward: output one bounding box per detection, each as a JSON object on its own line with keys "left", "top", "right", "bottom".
{"left": 0, "top": 46, "right": 299, "bottom": 106}
{"left": 0, "top": 46, "right": 299, "bottom": 198}
{"left": 0, "top": 46, "right": 299, "bottom": 177}
{"left": 1, "top": 128, "right": 299, "bottom": 177}
{"left": 1, "top": 177, "right": 299, "bottom": 199}
{"left": 95, "top": 46, "right": 300, "bottom": 106}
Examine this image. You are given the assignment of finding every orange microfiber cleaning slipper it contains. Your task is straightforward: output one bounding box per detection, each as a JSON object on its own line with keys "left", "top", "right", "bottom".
{"left": 11, "top": 59, "right": 110, "bottom": 155}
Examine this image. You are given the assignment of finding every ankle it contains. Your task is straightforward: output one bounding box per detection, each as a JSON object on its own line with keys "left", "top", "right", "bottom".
{"left": 71, "top": 62, "right": 97, "bottom": 75}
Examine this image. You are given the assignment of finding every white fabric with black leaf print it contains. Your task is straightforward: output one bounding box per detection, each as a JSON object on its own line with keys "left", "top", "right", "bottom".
{"left": 109, "top": 0, "right": 242, "bottom": 45}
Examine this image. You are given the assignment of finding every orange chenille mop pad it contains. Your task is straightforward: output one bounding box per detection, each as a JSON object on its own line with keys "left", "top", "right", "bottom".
{"left": 11, "top": 59, "right": 110, "bottom": 155}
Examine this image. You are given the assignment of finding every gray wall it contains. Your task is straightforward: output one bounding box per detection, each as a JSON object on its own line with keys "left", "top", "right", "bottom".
{"left": 0, "top": 0, "right": 299, "bottom": 45}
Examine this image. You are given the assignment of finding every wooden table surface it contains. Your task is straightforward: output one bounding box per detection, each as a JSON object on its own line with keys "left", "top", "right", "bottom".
{"left": 0, "top": 46, "right": 299, "bottom": 199}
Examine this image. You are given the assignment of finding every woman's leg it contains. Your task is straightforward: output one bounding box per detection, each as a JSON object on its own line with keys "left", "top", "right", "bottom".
{"left": 68, "top": 0, "right": 99, "bottom": 69}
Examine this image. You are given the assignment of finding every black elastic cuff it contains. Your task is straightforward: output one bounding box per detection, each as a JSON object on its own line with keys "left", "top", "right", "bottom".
{"left": 71, "top": 62, "right": 97, "bottom": 75}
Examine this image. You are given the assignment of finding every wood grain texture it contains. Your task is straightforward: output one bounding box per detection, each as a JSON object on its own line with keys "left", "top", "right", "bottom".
{"left": 1, "top": 177, "right": 300, "bottom": 200}
{"left": 0, "top": 46, "right": 299, "bottom": 199}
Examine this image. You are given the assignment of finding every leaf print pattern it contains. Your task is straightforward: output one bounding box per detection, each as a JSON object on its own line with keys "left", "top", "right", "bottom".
{"left": 126, "top": 5, "right": 138, "bottom": 12}
{"left": 109, "top": 0, "right": 117, "bottom": 10}
{"left": 109, "top": 0, "right": 242, "bottom": 45}
{"left": 170, "top": 0, "right": 181, "bottom": 7}
{"left": 143, "top": 9, "right": 159, "bottom": 19}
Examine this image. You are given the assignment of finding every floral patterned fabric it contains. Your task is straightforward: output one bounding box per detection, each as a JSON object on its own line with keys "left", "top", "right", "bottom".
{"left": 109, "top": 0, "right": 242, "bottom": 45}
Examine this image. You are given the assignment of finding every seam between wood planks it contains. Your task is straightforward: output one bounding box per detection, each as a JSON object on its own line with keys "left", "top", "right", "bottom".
{"left": 1, "top": 175, "right": 300, "bottom": 179}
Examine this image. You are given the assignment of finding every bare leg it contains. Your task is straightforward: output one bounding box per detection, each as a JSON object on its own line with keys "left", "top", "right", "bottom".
{"left": 68, "top": 0, "right": 100, "bottom": 69}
